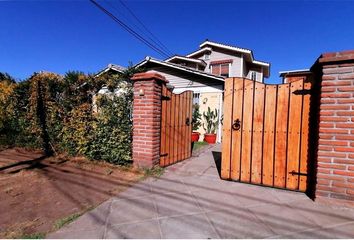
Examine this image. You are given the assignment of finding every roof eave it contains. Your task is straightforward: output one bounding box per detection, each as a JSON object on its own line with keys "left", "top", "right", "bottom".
{"left": 186, "top": 47, "right": 212, "bottom": 58}
{"left": 252, "top": 60, "right": 270, "bottom": 67}
{"left": 135, "top": 57, "right": 224, "bottom": 82}
{"left": 165, "top": 55, "right": 206, "bottom": 66}
{"left": 200, "top": 40, "right": 252, "bottom": 55}
{"left": 279, "top": 69, "right": 311, "bottom": 77}
{"left": 95, "top": 64, "right": 125, "bottom": 77}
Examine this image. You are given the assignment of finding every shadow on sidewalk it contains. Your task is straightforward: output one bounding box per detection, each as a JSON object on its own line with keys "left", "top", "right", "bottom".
{"left": 212, "top": 150, "right": 222, "bottom": 178}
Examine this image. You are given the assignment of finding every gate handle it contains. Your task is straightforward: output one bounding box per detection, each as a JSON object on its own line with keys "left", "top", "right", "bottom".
{"left": 186, "top": 117, "right": 190, "bottom": 126}
{"left": 232, "top": 119, "right": 241, "bottom": 131}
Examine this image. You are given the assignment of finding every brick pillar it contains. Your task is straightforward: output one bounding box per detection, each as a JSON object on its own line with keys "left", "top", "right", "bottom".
{"left": 315, "top": 50, "right": 354, "bottom": 206}
{"left": 131, "top": 72, "right": 168, "bottom": 168}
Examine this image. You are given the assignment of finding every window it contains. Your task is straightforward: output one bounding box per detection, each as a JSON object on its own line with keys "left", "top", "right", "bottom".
{"left": 211, "top": 64, "right": 230, "bottom": 77}
{"left": 251, "top": 71, "right": 257, "bottom": 81}
{"left": 220, "top": 64, "right": 229, "bottom": 77}
{"left": 204, "top": 54, "right": 210, "bottom": 60}
{"left": 193, "top": 93, "right": 200, "bottom": 105}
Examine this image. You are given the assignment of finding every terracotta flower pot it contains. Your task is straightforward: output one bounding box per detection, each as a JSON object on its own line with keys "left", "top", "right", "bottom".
{"left": 204, "top": 133, "right": 217, "bottom": 144}
{"left": 191, "top": 132, "right": 200, "bottom": 142}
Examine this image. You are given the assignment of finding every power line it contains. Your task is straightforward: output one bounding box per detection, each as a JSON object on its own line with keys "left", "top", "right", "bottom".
{"left": 104, "top": 1, "right": 146, "bottom": 35}
{"left": 117, "top": 0, "right": 174, "bottom": 56}
{"left": 103, "top": 0, "right": 173, "bottom": 57}
{"left": 90, "top": 0, "right": 169, "bottom": 58}
{"left": 90, "top": 0, "right": 170, "bottom": 58}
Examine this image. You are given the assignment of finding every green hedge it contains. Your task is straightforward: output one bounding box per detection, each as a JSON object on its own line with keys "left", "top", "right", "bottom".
{"left": 0, "top": 69, "right": 137, "bottom": 165}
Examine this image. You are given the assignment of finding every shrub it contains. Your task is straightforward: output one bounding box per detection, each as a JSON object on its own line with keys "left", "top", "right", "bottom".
{"left": 87, "top": 93, "right": 133, "bottom": 164}
{"left": 192, "top": 103, "right": 202, "bottom": 131}
{"left": 0, "top": 67, "right": 137, "bottom": 165}
{"left": 60, "top": 103, "right": 94, "bottom": 156}
{"left": 0, "top": 76, "right": 16, "bottom": 145}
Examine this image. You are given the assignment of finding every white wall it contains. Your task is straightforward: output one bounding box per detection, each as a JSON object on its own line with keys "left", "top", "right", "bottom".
{"left": 173, "top": 85, "right": 223, "bottom": 94}
{"left": 145, "top": 67, "right": 223, "bottom": 89}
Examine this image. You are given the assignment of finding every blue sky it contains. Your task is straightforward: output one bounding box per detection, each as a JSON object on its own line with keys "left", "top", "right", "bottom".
{"left": 1, "top": 0, "right": 353, "bottom": 83}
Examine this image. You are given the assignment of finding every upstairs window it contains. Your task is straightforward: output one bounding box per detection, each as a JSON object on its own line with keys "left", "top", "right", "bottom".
{"left": 210, "top": 59, "right": 233, "bottom": 77}
{"left": 204, "top": 54, "right": 210, "bottom": 60}
{"left": 211, "top": 63, "right": 230, "bottom": 77}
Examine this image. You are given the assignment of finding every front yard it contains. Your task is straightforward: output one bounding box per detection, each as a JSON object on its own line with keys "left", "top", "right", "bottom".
{"left": 0, "top": 148, "right": 144, "bottom": 238}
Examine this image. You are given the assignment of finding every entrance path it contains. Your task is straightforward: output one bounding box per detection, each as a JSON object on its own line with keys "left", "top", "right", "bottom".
{"left": 48, "top": 144, "right": 354, "bottom": 239}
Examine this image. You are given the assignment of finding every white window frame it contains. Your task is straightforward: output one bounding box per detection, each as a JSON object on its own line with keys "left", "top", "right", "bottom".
{"left": 211, "top": 63, "right": 231, "bottom": 77}
{"left": 251, "top": 71, "right": 257, "bottom": 81}
{"left": 193, "top": 92, "right": 201, "bottom": 105}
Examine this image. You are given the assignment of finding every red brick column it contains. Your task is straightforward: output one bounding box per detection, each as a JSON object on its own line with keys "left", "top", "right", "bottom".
{"left": 315, "top": 50, "right": 354, "bottom": 206}
{"left": 131, "top": 72, "right": 168, "bottom": 168}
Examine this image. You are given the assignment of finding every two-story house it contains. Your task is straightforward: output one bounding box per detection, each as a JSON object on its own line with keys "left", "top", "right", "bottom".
{"left": 98, "top": 40, "right": 270, "bottom": 142}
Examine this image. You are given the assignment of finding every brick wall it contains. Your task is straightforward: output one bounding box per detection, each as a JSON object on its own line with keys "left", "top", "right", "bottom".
{"left": 131, "top": 72, "right": 168, "bottom": 168}
{"left": 315, "top": 50, "right": 354, "bottom": 205}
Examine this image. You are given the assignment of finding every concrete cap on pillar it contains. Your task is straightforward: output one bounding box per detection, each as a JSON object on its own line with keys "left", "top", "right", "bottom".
{"left": 131, "top": 72, "right": 169, "bottom": 83}
{"left": 319, "top": 50, "right": 354, "bottom": 64}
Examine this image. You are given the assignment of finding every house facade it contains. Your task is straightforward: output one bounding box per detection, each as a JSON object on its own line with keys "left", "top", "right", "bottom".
{"left": 98, "top": 40, "right": 270, "bottom": 142}
{"left": 172, "top": 40, "right": 270, "bottom": 82}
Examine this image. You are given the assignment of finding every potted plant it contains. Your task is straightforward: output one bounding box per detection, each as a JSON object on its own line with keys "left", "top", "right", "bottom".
{"left": 202, "top": 107, "right": 219, "bottom": 144}
{"left": 191, "top": 103, "right": 202, "bottom": 142}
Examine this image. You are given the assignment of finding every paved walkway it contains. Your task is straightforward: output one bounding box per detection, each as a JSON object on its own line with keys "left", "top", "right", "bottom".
{"left": 48, "top": 144, "right": 354, "bottom": 239}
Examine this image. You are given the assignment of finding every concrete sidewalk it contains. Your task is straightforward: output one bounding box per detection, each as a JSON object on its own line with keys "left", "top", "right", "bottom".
{"left": 48, "top": 144, "right": 354, "bottom": 239}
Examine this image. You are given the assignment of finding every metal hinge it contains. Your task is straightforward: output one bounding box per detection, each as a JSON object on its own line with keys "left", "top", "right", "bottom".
{"left": 160, "top": 153, "right": 168, "bottom": 157}
{"left": 289, "top": 170, "right": 308, "bottom": 176}
{"left": 161, "top": 95, "right": 171, "bottom": 101}
{"left": 292, "top": 89, "right": 312, "bottom": 95}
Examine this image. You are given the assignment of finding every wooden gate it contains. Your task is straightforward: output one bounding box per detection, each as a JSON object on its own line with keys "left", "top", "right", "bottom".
{"left": 221, "top": 77, "right": 312, "bottom": 192}
{"left": 160, "top": 85, "right": 193, "bottom": 167}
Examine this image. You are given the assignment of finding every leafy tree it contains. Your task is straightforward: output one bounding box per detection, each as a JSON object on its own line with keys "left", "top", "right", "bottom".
{"left": 0, "top": 72, "right": 16, "bottom": 83}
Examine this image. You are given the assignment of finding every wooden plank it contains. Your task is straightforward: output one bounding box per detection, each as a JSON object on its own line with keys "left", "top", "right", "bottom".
{"left": 181, "top": 93, "right": 186, "bottom": 161}
{"left": 274, "top": 84, "right": 290, "bottom": 188}
{"left": 286, "top": 80, "right": 304, "bottom": 190}
{"left": 186, "top": 92, "right": 192, "bottom": 158}
{"left": 160, "top": 85, "right": 167, "bottom": 167}
{"left": 230, "top": 78, "right": 243, "bottom": 181}
{"left": 177, "top": 93, "right": 182, "bottom": 161}
{"left": 240, "top": 79, "right": 254, "bottom": 182}
{"left": 184, "top": 93, "right": 187, "bottom": 159}
{"left": 299, "top": 82, "right": 311, "bottom": 192}
{"left": 175, "top": 93, "right": 179, "bottom": 162}
{"left": 168, "top": 93, "right": 176, "bottom": 165}
{"left": 178, "top": 94, "right": 183, "bottom": 162}
{"left": 165, "top": 89, "right": 172, "bottom": 166}
{"left": 250, "top": 81, "right": 265, "bottom": 184}
{"left": 187, "top": 91, "right": 193, "bottom": 158}
{"left": 262, "top": 85, "right": 277, "bottom": 187}
{"left": 172, "top": 94, "right": 180, "bottom": 163}
{"left": 182, "top": 92, "right": 188, "bottom": 159}
{"left": 185, "top": 92, "right": 190, "bottom": 159}
{"left": 221, "top": 78, "right": 234, "bottom": 179}
{"left": 178, "top": 93, "right": 183, "bottom": 162}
